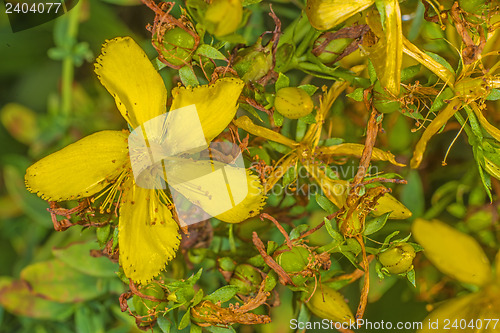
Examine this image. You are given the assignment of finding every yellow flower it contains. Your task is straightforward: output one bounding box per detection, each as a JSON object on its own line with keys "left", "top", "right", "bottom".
{"left": 412, "top": 218, "right": 500, "bottom": 332}
{"left": 25, "top": 37, "right": 265, "bottom": 284}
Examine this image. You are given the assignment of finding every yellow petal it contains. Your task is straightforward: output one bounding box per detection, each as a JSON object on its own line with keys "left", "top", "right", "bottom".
{"left": 305, "top": 0, "right": 375, "bottom": 31}
{"left": 412, "top": 218, "right": 491, "bottom": 287}
{"left": 215, "top": 171, "right": 266, "bottom": 223}
{"left": 402, "top": 37, "right": 455, "bottom": 87}
{"left": 365, "top": 2, "right": 403, "bottom": 96}
{"left": 170, "top": 77, "right": 244, "bottom": 142}
{"left": 418, "top": 285, "right": 500, "bottom": 333}
{"left": 166, "top": 159, "right": 266, "bottom": 223}
{"left": 411, "top": 99, "right": 462, "bottom": 168}
{"left": 304, "top": 163, "right": 348, "bottom": 209}
{"left": 234, "top": 116, "right": 299, "bottom": 148}
{"left": 119, "top": 178, "right": 180, "bottom": 284}
{"left": 417, "top": 293, "right": 479, "bottom": 333}
{"left": 372, "top": 193, "right": 412, "bottom": 219}
{"left": 317, "top": 143, "right": 405, "bottom": 167}
{"left": 25, "top": 131, "right": 129, "bottom": 201}
{"left": 94, "top": 37, "right": 167, "bottom": 128}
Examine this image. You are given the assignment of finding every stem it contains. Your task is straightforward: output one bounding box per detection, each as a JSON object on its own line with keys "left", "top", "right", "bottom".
{"left": 60, "top": 1, "right": 81, "bottom": 120}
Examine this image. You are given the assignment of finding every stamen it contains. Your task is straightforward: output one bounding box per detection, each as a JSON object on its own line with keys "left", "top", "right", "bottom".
{"left": 99, "top": 171, "right": 128, "bottom": 214}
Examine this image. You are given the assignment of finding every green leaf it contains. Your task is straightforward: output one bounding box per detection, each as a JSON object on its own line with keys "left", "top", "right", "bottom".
{"left": 298, "top": 84, "right": 318, "bottom": 96}
{"left": 192, "top": 289, "right": 204, "bottom": 306}
{"left": 263, "top": 271, "right": 278, "bottom": 292}
{"left": 179, "top": 66, "right": 200, "bottom": 87}
{"left": 364, "top": 212, "right": 391, "bottom": 235}
{"left": 323, "top": 138, "right": 344, "bottom": 146}
{"left": 178, "top": 310, "right": 191, "bottom": 330}
{"left": 190, "top": 324, "right": 203, "bottom": 333}
{"left": 275, "top": 73, "right": 290, "bottom": 92}
{"left": 0, "top": 279, "right": 74, "bottom": 321}
{"left": 282, "top": 166, "right": 297, "bottom": 186}
{"left": 406, "top": 268, "right": 416, "bottom": 287}
{"left": 297, "top": 303, "right": 311, "bottom": 324}
{"left": 429, "top": 87, "right": 454, "bottom": 113}
{"left": 382, "top": 231, "right": 400, "bottom": 247}
{"left": 408, "top": 242, "right": 424, "bottom": 252}
{"left": 367, "top": 60, "right": 377, "bottom": 84}
{"left": 400, "top": 64, "right": 421, "bottom": 82}
{"left": 195, "top": 44, "right": 227, "bottom": 60}
{"left": 75, "top": 305, "right": 104, "bottom": 333}
{"left": 157, "top": 315, "right": 172, "bottom": 333}
{"left": 300, "top": 111, "right": 317, "bottom": 124}
{"left": 205, "top": 326, "right": 236, "bottom": 333}
{"left": 153, "top": 57, "right": 168, "bottom": 71}
{"left": 273, "top": 111, "right": 284, "bottom": 127}
{"left": 52, "top": 242, "right": 119, "bottom": 278}
{"left": 324, "top": 217, "right": 343, "bottom": 246}
{"left": 315, "top": 194, "right": 335, "bottom": 215}
{"left": 289, "top": 224, "right": 309, "bottom": 240}
{"left": 346, "top": 88, "right": 365, "bottom": 102}
{"left": 240, "top": 103, "right": 264, "bottom": 122}
{"left": 204, "top": 286, "right": 239, "bottom": 303}
{"left": 424, "top": 51, "right": 455, "bottom": 74}
{"left": 400, "top": 170, "right": 425, "bottom": 219}
{"left": 486, "top": 89, "right": 500, "bottom": 101}
{"left": 267, "top": 140, "right": 291, "bottom": 154}
{"left": 3, "top": 164, "right": 52, "bottom": 228}
{"left": 20, "top": 259, "right": 120, "bottom": 303}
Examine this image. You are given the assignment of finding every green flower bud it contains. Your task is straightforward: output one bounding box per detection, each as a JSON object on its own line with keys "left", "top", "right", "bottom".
{"left": 274, "top": 87, "right": 314, "bottom": 119}
{"left": 305, "top": 284, "right": 354, "bottom": 323}
{"left": 378, "top": 243, "right": 416, "bottom": 274}
{"left": 155, "top": 27, "right": 196, "bottom": 67}
{"left": 204, "top": 0, "right": 243, "bottom": 37}
{"left": 274, "top": 245, "right": 312, "bottom": 285}
{"left": 133, "top": 283, "right": 168, "bottom": 322}
{"left": 229, "top": 264, "right": 263, "bottom": 294}
{"left": 217, "top": 257, "right": 237, "bottom": 273}
{"left": 233, "top": 38, "right": 273, "bottom": 82}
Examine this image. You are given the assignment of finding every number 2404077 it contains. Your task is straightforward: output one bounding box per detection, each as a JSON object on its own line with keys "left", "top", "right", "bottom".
{"left": 5, "top": 2, "right": 62, "bottom": 14}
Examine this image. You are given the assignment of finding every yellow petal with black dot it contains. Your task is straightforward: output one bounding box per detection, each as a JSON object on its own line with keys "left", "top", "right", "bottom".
{"left": 119, "top": 178, "right": 180, "bottom": 284}
{"left": 94, "top": 37, "right": 167, "bottom": 128}
{"left": 166, "top": 159, "right": 266, "bottom": 223}
{"left": 25, "top": 130, "right": 129, "bottom": 201}
{"left": 412, "top": 218, "right": 491, "bottom": 287}
{"left": 170, "top": 77, "right": 244, "bottom": 143}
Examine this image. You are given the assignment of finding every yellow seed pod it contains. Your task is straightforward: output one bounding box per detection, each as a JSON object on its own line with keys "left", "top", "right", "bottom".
{"left": 204, "top": 0, "right": 243, "bottom": 37}
{"left": 305, "top": 0, "right": 375, "bottom": 31}
{"left": 274, "top": 87, "right": 314, "bottom": 119}
{"left": 378, "top": 243, "right": 416, "bottom": 274}
{"left": 306, "top": 284, "right": 354, "bottom": 323}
